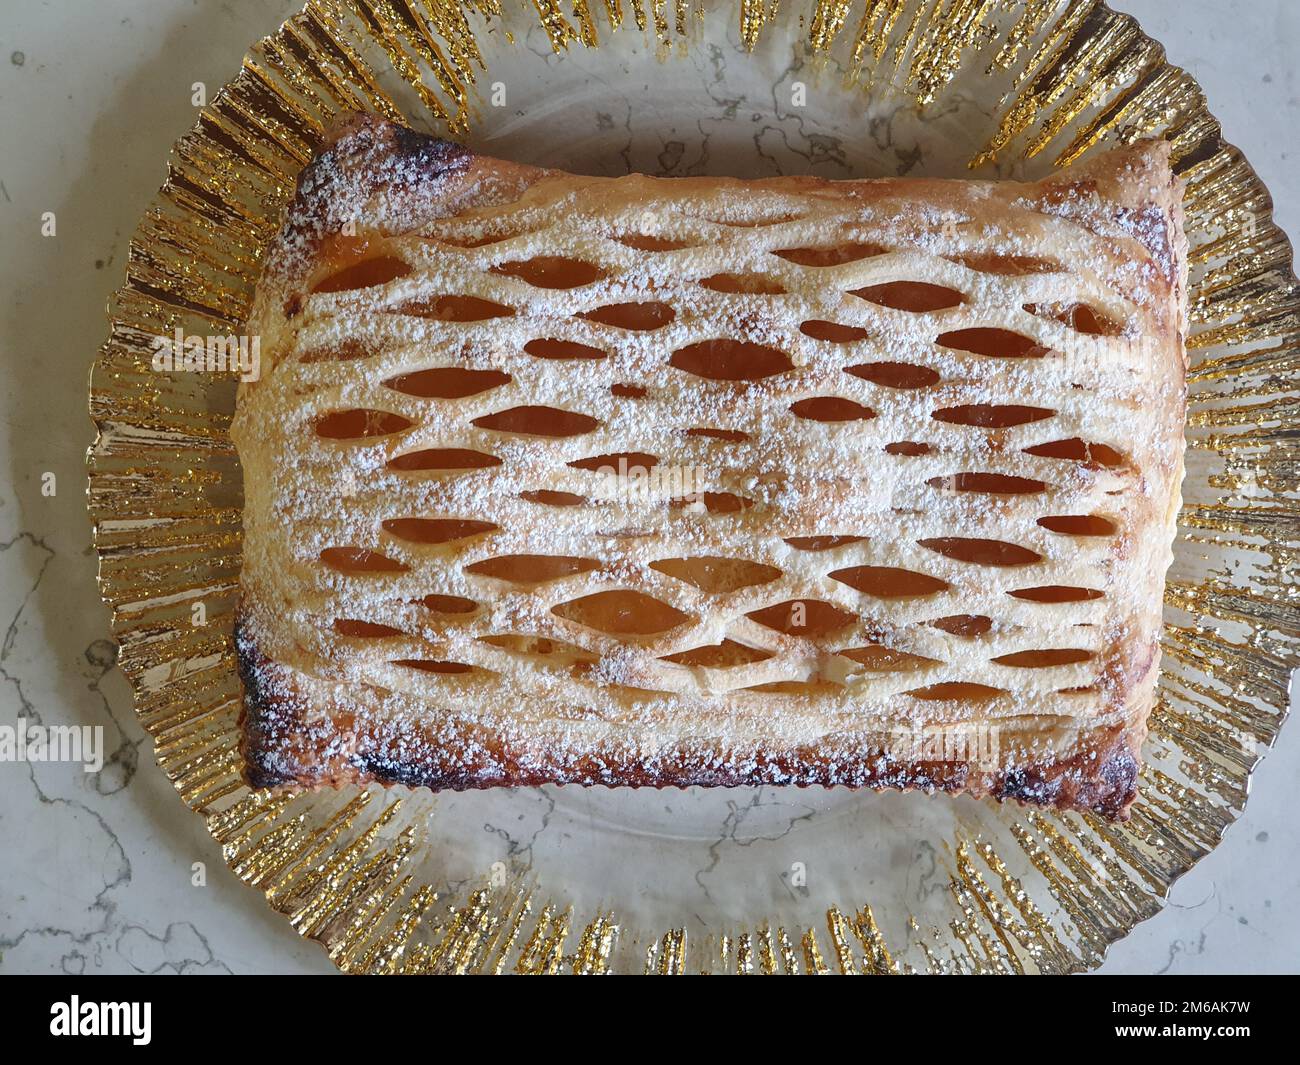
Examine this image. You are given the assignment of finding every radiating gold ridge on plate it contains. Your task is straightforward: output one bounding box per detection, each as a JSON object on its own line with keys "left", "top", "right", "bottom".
{"left": 88, "top": 0, "right": 1298, "bottom": 973}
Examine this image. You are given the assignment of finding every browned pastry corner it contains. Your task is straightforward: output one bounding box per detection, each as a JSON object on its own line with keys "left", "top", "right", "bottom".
{"left": 233, "top": 113, "right": 1187, "bottom": 819}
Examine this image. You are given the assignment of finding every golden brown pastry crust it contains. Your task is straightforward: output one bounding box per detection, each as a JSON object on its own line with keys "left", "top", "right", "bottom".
{"left": 233, "top": 114, "right": 1186, "bottom": 819}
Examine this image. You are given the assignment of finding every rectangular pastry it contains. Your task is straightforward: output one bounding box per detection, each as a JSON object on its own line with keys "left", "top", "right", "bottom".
{"left": 232, "top": 114, "right": 1186, "bottom": 819}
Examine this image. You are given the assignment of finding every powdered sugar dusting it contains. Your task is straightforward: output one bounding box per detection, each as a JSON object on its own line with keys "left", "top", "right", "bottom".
{"left": 231, "top": 118, "right": 1186, "bottom": 818}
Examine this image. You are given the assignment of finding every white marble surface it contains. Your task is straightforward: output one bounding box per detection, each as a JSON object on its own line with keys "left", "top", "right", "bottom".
{"left": 0, "top": 0, "right": 1296, "bottom": 975}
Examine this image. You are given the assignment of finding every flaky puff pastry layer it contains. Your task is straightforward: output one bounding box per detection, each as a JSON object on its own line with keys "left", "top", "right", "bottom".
{"left": 233, "top": 114, "right": 1186, "bottom": 818}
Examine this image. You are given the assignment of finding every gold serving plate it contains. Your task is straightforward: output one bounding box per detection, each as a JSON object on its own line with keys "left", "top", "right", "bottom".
{"left": 88, "top": 0, "right": 1298, "bottom": 974}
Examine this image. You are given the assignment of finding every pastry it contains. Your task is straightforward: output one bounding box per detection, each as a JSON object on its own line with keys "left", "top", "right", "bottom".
{"left": 232, "top": 114, "right": 1186, "bottom": 819}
